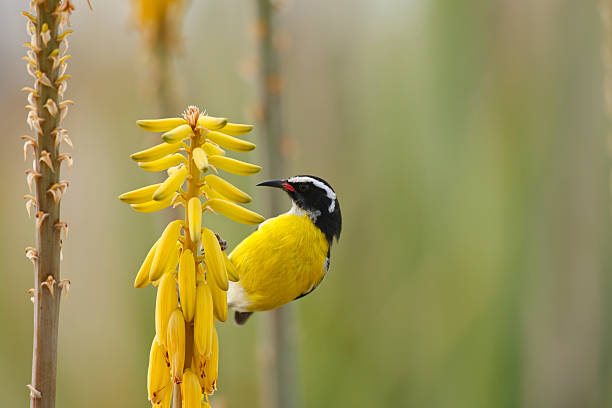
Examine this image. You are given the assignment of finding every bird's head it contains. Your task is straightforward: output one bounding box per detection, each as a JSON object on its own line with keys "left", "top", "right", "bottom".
{"left": 257, "top": 175, "right": 342, "bottom": 243}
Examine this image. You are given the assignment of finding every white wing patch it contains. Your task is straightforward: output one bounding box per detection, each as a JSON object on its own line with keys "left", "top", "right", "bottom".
{"left": 288, "top": 176, "right": 337, "bottom": 213}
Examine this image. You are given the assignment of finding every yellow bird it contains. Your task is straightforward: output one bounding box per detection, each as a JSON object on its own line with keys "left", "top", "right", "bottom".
{"left": 228, "top": 175, "right": 342, "bottom": 325}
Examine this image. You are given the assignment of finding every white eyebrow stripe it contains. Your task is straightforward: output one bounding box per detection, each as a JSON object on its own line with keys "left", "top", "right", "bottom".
{"left": 288, "top": 176, "right": 337, "bottom": 212}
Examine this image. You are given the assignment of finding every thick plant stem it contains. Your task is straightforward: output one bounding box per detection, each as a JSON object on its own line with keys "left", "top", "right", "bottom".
{"left": 30, "top": 1, "right": 64, "bottom": 407}
{"left": 256, "top": 2, "right": 298, "bottom": 408}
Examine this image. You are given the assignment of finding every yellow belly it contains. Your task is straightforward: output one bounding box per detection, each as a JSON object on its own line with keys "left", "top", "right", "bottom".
{"left": 229, "top": 212, "right": 329, "bottom": 311}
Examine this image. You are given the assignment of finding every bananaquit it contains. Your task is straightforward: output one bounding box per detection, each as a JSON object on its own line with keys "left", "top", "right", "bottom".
{"left": 227, "top": 175, "right": 342, "bottom": 325}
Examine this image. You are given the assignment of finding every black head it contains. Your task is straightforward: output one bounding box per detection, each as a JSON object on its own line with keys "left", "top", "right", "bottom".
{"left": 257, "top": 175, "right": 342, "bottom": 244}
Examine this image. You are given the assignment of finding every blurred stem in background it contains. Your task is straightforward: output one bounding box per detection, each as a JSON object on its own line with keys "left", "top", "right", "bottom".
{"left": 254, "top": 1, "right": 299, "bottom": 408}
{"left": 22, "top": 0, "right": 75, "bottom": 407}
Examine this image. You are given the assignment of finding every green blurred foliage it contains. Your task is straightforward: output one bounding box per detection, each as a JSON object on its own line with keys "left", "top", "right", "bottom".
{"left": 0, "top": 0, "right": 610, "bottom": 407}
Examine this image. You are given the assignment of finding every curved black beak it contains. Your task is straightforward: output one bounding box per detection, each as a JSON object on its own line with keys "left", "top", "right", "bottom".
{"left": 257, "top": 179, "right": 294, "bottom": 192}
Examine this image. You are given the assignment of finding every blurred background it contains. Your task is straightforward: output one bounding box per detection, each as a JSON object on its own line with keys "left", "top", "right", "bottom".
{"left": 1, "top": 0, "right": 611, "bottom": 407}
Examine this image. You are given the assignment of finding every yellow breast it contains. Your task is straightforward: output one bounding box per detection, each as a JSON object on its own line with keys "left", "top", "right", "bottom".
{"left": 229, "top": 212, "right": 329, "bottom": 311}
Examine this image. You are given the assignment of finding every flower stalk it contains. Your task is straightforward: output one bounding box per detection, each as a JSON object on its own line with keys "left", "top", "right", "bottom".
{"left": 121, "top": 106, "right": 263, "bottom": 407}
{"left": 22, "top": 1, "right": 75, "bottom": 407}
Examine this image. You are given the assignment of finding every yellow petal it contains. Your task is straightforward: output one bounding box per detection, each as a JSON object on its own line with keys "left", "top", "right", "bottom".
{"left": 162, "top": 124, "right": 194, "bottom": 144}
{"left": 159, "top": 384, "right": 173, "bottom": 408}
{"left": 181, "top": 369, "right": 203, "bottom": 408}
{"left": 167, "top": 309, "right": 186, "bottom": 383}
{"left": 178, "top": 250, "right": 197, "bottom": 322}
{"left": 131, "top": 142, "right": 181, "bottom": 162}
{"left": 202, "top": 142, "right": 225, "bottom": 157}
{"left": 206, "top": 198, "right": 265, "bottom": 225}
{"left": 197, "top": 115, "right": 227, "bottom": 130}
{"left": 119, "top": 183, "right": 162, "bottom": 204}
{"left": 201, "top": 228, "right": 228, "bottom": 291}
{"left": 223, "top": 251, "right": 240, "bottom": 282}
{"left": 208, "top": 155, "right": 261, "bottom": 176}
{"left": 209, "top": 276, "right": 228, "bottom": 322}
{"left": 187, "top": 197, "right": 202, "bottom": 245}
{"left": 130, "top": 197, "right": 174, "bottom": 213}
{"left": 137, "top": 118, "right": 187, "bottom": 132}
{"left": 205, "top": 130, "right": 255, "bottom": 152}
{"left": 138, "top": 154, "right": 187, "bottom": 172}
{"left": 194, "top": 282, "right": 214, "bottom": 357}
{"left": 204, "top": 174, "right": 252, "bottom": 204}
{"left": 221, "top": 122, "right": 254, "bottom": 136}
{"left": 147, "top": 335, "right": 170, "bottom": 404}
{"left": 192, "top": 147, "right": 208, "bottom": 172}
{"left": 153, "top": 166, "right": 188, "bottom": 201}
{"left": 202, "top": 328, "right": 219, "bottom": 394}
{"left": 155, "top": 274, "right": 178, "bottom": 347}
{"left": 150, "top": 220, "right": 183, "bottom": 280}
{"left": 134, "top": 239, "right": 159, "bottom": 288}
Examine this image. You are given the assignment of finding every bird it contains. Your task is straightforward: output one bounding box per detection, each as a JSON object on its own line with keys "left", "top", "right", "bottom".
{"left": 227, "top": 175, "right": 342, "bottom": 325}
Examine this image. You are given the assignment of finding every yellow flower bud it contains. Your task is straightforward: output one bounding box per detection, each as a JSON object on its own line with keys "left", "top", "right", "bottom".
{"left": 206, "top": 198, "right": 265, "bottom": 225}
{"left": 192, "top": 147, "right": 209, "bottom": 172}
{"left": 178, "top": 250, "right": 197, "bottom": 322}
{"left": 205, "top": 130, "right": 255, "bottom": 152}
{"left": 150, "top": 220, "right": 183, "bottom": 281}
{"left": 134, "top": 239, "right": 159, "bottom": 288}
{"left": 221, "top": 122, "right": 254, "bottom": 136}
{"left": 194, "top": 282, "right": 213, "bottom": 357}
{"left": 155, "top": 274, "right": 178, "bottom": 347}
{"left": 131, "top": 197, "right": 174, "bottom": 213}
{"left": 167, "top": 309, "right": 186, "bottom": 383}
{"left": 119, "top": 183, "right": 162, "bottom": 204}
{"left": 223, "top": 251, "right": 240, "bottom": 282}
{"left": 209, "top": 276, "right": 228, "bottom": 322}
{"left": 181, "top": 369, "right": 203, "bottom": 408}
{"left": 202, "top": 328, "right": 219, "bottom": 395}
{"left": 197, "top": 115, "right": 227, "bottom": 130}
{"left": 147, "top": 335, "right": 170, "bottom": 404}
{"left": 162, "top": 124, "right": 194, "bottom": 144}
{"left": 204, "top": 174, "right": 252, "bottom": 204}
{"left": 187, "top": 197, "right": 202, "bottom": 245}
{"left": 137, "top": 118, "right": 187, "bottom": 132}
{"left": 201, "top": 184, "right": 224, "bottom": 201}
{"left": 131, "top": 142, "right": 182, "bottom": 162}
{"left": 202, "top": 141, "right": 225, "bottom": 157}
{"left": 207, "top": 155, "right": 261, "bottom": 176}
{"left": 153, "top": 166, "right": 188, "bottom": 201}
{"left": 138, "top": 153, "right": 187, "bottom": 172}
{"left": 201, "top": 228, "right": 228, "bottom": 291}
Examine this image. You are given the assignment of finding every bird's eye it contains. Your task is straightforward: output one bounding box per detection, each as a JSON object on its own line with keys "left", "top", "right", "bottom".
{"left": 297, "top": 184, "right": 309, "bottom": 193}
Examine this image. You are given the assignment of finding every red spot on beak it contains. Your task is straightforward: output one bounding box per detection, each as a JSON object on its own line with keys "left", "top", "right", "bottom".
{"left": 282, "top": 183, "right": 295, "bottom": 192}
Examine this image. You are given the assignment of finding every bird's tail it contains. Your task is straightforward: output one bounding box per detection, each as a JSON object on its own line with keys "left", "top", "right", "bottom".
{"left": 234, "top": 311, "right": 253, "bottom": 325}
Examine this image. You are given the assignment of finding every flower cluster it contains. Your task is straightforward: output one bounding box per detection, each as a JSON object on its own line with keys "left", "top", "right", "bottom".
{"left": 120, "top": 106, "right": 264, "bottom": 407}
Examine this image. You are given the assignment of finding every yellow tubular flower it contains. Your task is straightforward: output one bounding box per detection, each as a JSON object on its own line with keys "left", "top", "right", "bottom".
{"left": 167, "top": 309, "right": 186, "bottom": 383}
{"left": 121, "top": 106, "right": 265, "bottom": 405}
{"left": 204, "top": 174, "right": 252, "bottom": 203}
{"left": 202, "top": 141, "right": 225, "bottom": 157}
{"left": 131, "top": 142, "right": 181, "bottom": 162}
{"left": 221, "top": 122, "right": 254, "bottom": 136}
{"left": 119, "top": 183, "right": 162, "bottom": 204}
{"left": 162, "top": 124, "right": 194, "bottom": 143}
{"left": 134, "top": 239, "right": 159, "bottom": 288}
{"left": 194, "top": 282, "right": 213, "bottom": 357}
{"left": 150, "top": 220, "right": 183, "bottom": 281}
{"left": 206, "top": 198, "right": 265, "bottom": 225}
{"left": 197, "top": 115, "right": 227, "bottom": 130}
{"left": 182, "top": 369, "right": 203, "bottom": 408}
{"left": 207, "top": 155, "right": 261, "bottom": 175}
{"left": 209, "top": 276, "right": 228, "bottom": 322}
{"left": 205, "top": 130, "right": 256, "bottom": 152}
{"left": 138, "top": 153, "right": 187, "bottom": 172}
{"left": 155, "top": 274, "right": 178, "bottom": 347}
{"left": 201, "top": 228, "right": 228, "bottom": 291}
{"left": 137, "top": 118, "right": 187, "bottom": 132}
{"left": 192, "top": 147, "right": 209, "bottom": 172}
{"left": 187, "top": 197, "right": 202, "bottom": 244}
{"left": 178, "top": 250, "right": 196, "bottom": 322}
{"left": 147, "top": 335, "right": 170, "bottom": 404}
{"left": 153, "top": 166, "right": 188, "bottom": 201}
{"left": 222, "top": 251, "right": 240, "bottom": 282}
